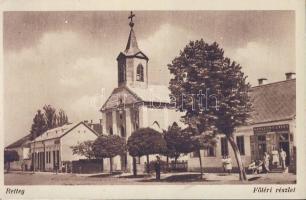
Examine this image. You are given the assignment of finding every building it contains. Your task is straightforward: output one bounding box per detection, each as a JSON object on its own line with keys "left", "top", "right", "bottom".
{"left": 188, "top": 75, "right": 296, "bottom": 172}
{"left": 30, "top": 122, "right": 98, "bottom": 172}
{"left": 100, "top": 12, "right": 296, "bottom": 173}
{"left": 5, "top": 134, "right": 32, "bottom": 171}
{"left": 100, "top": 12, "right": 182, "bottom": 172}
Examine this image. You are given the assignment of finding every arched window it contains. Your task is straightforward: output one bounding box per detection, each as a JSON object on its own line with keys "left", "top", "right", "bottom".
{"left": 120, "top": 126, "right": 126, "bottom": 137}
{"left": 136, "top": 64, "right": 144, "bottom": 82}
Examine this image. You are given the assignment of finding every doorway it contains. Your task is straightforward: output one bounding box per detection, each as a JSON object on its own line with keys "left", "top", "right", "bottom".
{"left": 279, "top": 141, "right": 290, "bottom": 165}
{"left": 120, "top": 153, "right": 127, "bottom": 171}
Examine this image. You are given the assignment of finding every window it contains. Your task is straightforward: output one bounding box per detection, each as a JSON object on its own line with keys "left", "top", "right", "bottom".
{"left": 120, "top": 126, "right": 125, "bottom": 137}
{"left": 221, "top": 137, "right": 229, "bottom": 156}
{"left": 136, "top": 64, "right": 144, "bottom": 82}
{"left": 109, "top": 127, "right": 113, "bottom": 135}
{"left": 204, "top": 146, "right": 216, "bottom": 157}
{"left": 236, "top": 136, "right": 245, "bottom": 155}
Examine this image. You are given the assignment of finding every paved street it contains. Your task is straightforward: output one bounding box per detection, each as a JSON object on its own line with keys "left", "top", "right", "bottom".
{"left": 4, "top": 171, "right": 296, "bottom": 185}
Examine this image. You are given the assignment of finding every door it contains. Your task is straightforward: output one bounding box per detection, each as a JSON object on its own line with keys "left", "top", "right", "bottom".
{"left": 279, "top": 141, "right": 290, "bottom": 165}
{"left": 120, "top": 153, "right": 127, "bottom": 171}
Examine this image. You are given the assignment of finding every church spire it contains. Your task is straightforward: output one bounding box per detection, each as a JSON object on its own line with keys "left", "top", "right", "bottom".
{"left": 124, "top": 11, "right": 140, "bottom": 55}
{"left": 117, "top": 11, "right": 149, "bottom": 88}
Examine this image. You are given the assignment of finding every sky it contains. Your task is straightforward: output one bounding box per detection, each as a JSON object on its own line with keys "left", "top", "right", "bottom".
{"left": 4, "top": 11, "right": 295, "bottom": 146}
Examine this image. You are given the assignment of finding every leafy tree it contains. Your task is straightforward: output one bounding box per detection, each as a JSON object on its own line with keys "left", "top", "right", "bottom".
{"left": 92, "top": 135, "right": 126, "bottom": 173}
{"left": 4, "top": 150, "right": 19, "bottom": 172}
{"left": 30, "top": 109, "right": 47, "bottom": 139}
{"left": 71, "top": 140, "right": 95, "bottom": 159}
{"left": 57, "top": 109, "right": 69, "bottom": 126}
{"left": 43, "top": 105, "right": 57, "bottom": 129}
{"left": 127, "top": 127, "right": 167, "bottom": 175}
{"left": 163, "top": 123, "right": 195, "bottom": 167}
{"left": 168, "top": 39, "right": 252, "bottom": 181}
{"left": 186, "top": 126, "right": 217, "bottom": 179}
{"left": 214, "top": 57, "right": 252, "bottom": 181}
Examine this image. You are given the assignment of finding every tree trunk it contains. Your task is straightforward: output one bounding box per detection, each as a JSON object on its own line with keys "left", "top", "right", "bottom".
{"left": 198, "top": 150, "right": 203, "bottom": 179}
{"left": 174, "top": 156, "right": 178, "bottom": 170}
{"left": 146, "top": 155, "right": 149, "bottom": 174}
{"left": 228, "top": 135, "right": 247, "bottom": 181}
{"left": 132, "top": 157, "right": 137, "bottom": 176}
{"left": 109, "top": 157, "right": 113, "bottom": 174}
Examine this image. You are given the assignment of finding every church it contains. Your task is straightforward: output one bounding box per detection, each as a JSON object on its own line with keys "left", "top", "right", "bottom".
{"left": 100, "top": 12, "right": 296, "bottom": 173}
{"left": 100, "top": 12, "right": 182, "bottom": 172}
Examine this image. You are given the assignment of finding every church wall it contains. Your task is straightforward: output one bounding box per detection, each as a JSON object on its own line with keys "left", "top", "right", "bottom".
{"left": 126, "top": 58, "right": 134, "bottom": 85}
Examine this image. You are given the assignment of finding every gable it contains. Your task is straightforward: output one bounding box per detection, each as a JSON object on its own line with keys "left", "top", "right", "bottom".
{"left": 61, "top": 123, "right": 98, "bottom": 144}
{"left": 101, "top": 87, "right": 141, "bottom": 111}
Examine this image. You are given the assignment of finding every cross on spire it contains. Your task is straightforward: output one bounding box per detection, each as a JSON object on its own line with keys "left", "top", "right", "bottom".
{"left": 128, "top": 11, "right": 135, "bottom": 28}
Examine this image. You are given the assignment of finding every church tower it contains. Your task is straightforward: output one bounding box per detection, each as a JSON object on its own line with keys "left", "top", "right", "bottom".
{"left": 116, "top": 11, "right": 149, "bottom": 88}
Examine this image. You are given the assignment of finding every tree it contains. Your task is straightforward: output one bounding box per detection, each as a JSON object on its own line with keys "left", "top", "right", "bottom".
{"left": 30, "top": 109, "right": 47, "bottom": 139}
{"left": 92, "top": 135, "right": 126, "bottom": 173}
{"left": 186, "top": 126, "right": 217, "bottom": 179}
{"left": 71, "top": 140, "right": 95, "bottom": 159}
{"left": 43, "top": 105, "right": 57, "bottom": 129}
{"left": 4, "top": 150, "right": 19, "bottom": 172}
{"left": 127, "top": 127, "right": 167, "bottom": 175}
{"left": 57, "top": 109, "right": 69, "bottom": 126}
{"left": 168, "top": 39, "right": 252, "bottom": 181}
{"left": 214, "top": 57, "right": 252, "bottom": 181}
{"left": 163, "top": 123, "right": 195, "bottom": 168}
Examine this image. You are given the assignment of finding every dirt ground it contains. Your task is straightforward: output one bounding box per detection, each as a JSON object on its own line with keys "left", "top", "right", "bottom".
{"left": 4, "top": 171, "right": 296, "bottom": 185}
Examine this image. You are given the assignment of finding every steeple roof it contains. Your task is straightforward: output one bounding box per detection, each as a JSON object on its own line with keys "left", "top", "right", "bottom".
{"left": 117, "top": 11, "right": 148, "bottom": 60}
{"left": 124, "top": 28, "right": 141, "bottom": 56}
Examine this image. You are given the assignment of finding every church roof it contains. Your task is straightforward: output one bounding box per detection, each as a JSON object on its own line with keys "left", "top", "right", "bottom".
{"left": 101, "top": 85, "right": 171, "bottom": 111}
{"left": 127, "top": 85, "right": 171, "bottom": 104}
{"left": 249, "top": 79, "right": 296, "bottom": 124}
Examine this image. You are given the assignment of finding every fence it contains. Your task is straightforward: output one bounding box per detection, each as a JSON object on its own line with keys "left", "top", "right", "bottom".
{"left": 71, "top": 159, "right": 103, "bottom": 174}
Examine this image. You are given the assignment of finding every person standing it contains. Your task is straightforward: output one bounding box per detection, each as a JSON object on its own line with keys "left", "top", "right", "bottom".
{"left": 225, "top": 156, "right": 232, "bottom": 174}
{"left": 155, "top": 156, "right": 161, "bottom": 180}
{"left": 280, "top": 148, "right": 287, "bottom": 170}
{"left": 271, "top": 148, "right": 280, "bottom": 168}
{"left": 263, "top": 152, "right": 270, "bottom": 173}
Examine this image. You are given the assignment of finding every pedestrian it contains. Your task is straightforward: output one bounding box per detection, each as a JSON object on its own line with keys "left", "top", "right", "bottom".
{"left": 155, "top": 156, "right": 161, "bottom": 180}
{"left": 224, "top": 156, "right": 232, "bottom": 174}
{"left": 263, "top": 152, "right": 270, "bottom": 173}
{"left": 280, "top": 148, "right": 287, "bottom": 170}
{"left": 221, "top": 156, "right": 226, "bottom": 173}
{"left": 54, "top": 163, "right": 59, "bottom": 174}
{"left": 271, "top": 148, "right": 280, "bottom": 168}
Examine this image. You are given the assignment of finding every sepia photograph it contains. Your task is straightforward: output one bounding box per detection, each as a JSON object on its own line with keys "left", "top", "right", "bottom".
{"left": 1, "top": 0, "right": 305, "bottom": 199}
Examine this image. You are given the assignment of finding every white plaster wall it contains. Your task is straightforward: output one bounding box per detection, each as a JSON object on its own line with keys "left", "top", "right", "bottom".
{"left": 60, "top": 124, "right": 98, "bottom": 162}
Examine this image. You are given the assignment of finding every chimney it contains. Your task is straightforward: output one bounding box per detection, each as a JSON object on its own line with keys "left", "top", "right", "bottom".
{"left": 90, "top": 120, "right": 93, "bottom": 124}
{"left": 258, "top": 78, "right": 268, "bottom": 86}
{"left": 285, "top": 72, "right": 296, "bottom": 80}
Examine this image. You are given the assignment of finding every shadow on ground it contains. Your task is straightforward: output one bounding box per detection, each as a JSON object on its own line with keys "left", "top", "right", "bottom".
{"left": 248, "top": 176, "right": 261, "bottom": 181}
{"left": 138, "top": 173, "right": 220, "bottom": 183}
{"left": 119, "top": 174, "right": 151, "bottom": 179}
{"left": 88, "top": 171, "right": 122, "bottom": 178}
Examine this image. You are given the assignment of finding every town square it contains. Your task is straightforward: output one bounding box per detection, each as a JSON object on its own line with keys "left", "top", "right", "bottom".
{"left": 4, "top": 10, "right": 297, "bottom": 185}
